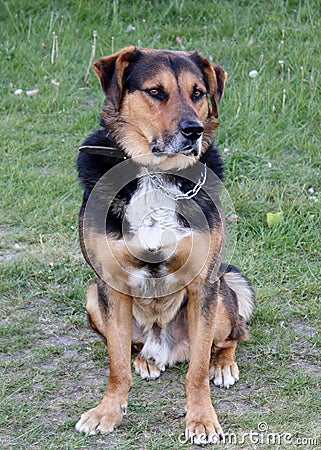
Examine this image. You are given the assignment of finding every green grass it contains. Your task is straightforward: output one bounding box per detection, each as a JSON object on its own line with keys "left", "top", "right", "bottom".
{"left": 1, "top": 0, "right": 320, "bottom": 448}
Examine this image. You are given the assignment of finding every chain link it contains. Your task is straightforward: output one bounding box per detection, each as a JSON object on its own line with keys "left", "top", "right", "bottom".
{"left": 148, "top": 163, "right": 207, "bottom": 200}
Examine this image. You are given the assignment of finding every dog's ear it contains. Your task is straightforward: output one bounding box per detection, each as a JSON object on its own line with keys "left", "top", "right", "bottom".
{"left": 94, "top": 46, "right": 138, "bottom": 110}
{"left": 190, "top": 52, "right": 227, "bottom": 118}
{"left": 202, "top": 60, "right": 227, "bottom": 118}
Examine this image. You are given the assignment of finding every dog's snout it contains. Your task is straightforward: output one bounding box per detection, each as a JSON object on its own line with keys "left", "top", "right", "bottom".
{"left": 179, "top": 119, "right": 204, "bottom": 141}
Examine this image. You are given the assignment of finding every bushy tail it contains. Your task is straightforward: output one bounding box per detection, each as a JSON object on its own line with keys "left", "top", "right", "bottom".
{"left": 220, "top": 264, "right": 255, "bottom": 323}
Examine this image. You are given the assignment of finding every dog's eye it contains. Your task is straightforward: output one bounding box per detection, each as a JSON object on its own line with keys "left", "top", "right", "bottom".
{"left": 145, "top": 87, "right": 167, "bottom": 101}
{"left": 192, "top": 88, "right": 205, "bottom": 101}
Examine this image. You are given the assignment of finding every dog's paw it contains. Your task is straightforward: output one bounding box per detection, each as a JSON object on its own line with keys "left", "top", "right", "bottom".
{"left": 185, "top": 404, "right": 224, "bottom": 445}
{"left": 210, "top": 361, "right": 239, "bottom": 388}
{"left": 75, "top": 400, "right": 126, "bottom": 435}
{"left": 133, "top": 354, "right": 165, "bottom": 381}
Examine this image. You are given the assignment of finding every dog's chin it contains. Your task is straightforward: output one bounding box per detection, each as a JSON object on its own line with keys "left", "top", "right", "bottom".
{"left": 136, "top": 151, "right": 198, "bottom": 171}
{"left": 144, "top": 140, "right": 201, "bottom": 170}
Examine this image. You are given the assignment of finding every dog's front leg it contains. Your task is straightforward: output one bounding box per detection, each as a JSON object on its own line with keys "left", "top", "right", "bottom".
{"left": 76, "top": 282, "right": 132, "bottom": 435}
{"left": 185, "top": 281, "right": 224, "bottom": 445}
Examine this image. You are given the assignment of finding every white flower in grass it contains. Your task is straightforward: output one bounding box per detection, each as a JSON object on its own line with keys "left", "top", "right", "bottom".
{"left": 249, "top": 70, "right": 258, "bottom": 78}
{"left": 126, "top": 24, "right": 136, "bottom": 32}
{"left": 26, "top": 89, "right": 39, "bottom": 97}
{"left": 307, "top": 187, "right": 318, "bottom": 201}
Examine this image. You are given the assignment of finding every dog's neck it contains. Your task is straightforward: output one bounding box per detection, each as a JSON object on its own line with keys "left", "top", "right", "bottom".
{"left": 78, "top": 131, "right": 208, "bottom": 200}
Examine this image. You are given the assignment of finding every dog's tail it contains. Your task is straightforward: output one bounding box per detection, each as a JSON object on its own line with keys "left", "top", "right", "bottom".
{"left": 220, "top": 264, "right": 255, "bottom": 323}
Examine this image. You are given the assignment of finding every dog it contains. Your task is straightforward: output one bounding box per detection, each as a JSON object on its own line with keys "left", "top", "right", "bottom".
{"left": 75, "top": 46, "right": 254, "bottom": 444}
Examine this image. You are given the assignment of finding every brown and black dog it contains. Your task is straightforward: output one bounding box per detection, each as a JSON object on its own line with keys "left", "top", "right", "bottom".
{"left": 75, "top": 46, "right": 254, "bottom": 444}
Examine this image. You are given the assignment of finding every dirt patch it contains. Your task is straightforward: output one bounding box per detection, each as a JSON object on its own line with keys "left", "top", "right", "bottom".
{"left": 288, "top": 359, "right": 320, "bottom": 374}
{"left": 292, "top": 319, "right": 317, "bottom": 338}
{"left": 0, "top": 251, "right": 21, "bottom": 262}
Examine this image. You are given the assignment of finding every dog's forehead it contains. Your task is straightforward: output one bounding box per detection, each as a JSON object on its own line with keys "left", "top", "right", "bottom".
{"left": 126, "top": 50, "right": 204, "bottom": 88}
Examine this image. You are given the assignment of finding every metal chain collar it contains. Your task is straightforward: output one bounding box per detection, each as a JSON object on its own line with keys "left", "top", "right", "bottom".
{"left": 79, "top": 141, "right": 207, "bottom": 201}
{"left": 147, "top": 163, "right": 207, "bottom": 201}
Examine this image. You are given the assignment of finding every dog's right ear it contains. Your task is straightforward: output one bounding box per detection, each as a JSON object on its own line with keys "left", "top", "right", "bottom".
{"left": 94, "top": 46, "right": 138, "bottom": 110}
{"left": 199, "top": 57, "right": 227, "bottom": 119}
{"left": 189, "top": 51, "right": 227, "bottom": 118}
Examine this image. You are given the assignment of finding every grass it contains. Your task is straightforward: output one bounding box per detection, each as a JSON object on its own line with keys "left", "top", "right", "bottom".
{"left": 1, "top": 0, "right": 320, "bottom": 448}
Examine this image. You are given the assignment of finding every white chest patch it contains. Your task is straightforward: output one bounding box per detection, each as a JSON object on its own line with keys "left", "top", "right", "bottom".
{"left": 125, "top": 173, "right": 190, "bottom": 253}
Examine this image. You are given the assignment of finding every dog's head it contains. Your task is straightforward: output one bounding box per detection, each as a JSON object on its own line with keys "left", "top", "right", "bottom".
{"left": 94, "top": 47, "right": 227, "bottom": 169}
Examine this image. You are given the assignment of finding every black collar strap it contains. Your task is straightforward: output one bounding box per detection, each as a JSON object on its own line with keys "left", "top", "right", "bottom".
{"left": 79, "top": 145, "right": 127, "bottom": 159}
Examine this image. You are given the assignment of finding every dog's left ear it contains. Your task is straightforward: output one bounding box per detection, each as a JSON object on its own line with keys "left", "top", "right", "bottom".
{"left": 191, "top": 52, "right": 227, "bottom": 118}
{"left": 94, "top": 46, "right": 138, "bottom": 110}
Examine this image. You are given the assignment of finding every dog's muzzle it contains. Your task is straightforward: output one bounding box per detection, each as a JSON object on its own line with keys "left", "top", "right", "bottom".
{"left": 152, "top": 119, "right": 204, "bottom": 157}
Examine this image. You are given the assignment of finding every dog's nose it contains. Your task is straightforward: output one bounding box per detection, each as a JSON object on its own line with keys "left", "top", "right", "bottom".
{"left": 179, "top": 119, "right": 204, "bottom": 141}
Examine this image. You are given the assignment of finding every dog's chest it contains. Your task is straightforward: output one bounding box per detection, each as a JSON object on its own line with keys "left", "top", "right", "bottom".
{"left": 125, "top": 174, "right": 190, "bottom": 253}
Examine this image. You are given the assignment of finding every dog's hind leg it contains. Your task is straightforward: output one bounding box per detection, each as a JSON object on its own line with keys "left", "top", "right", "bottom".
{"left": 209, "top": 290, "right": 240, "bottom": 388}
{"left": 210, "top": 340, "right": 240, "bottom": 388}
{"left": 133, "top": 353, "right": 165, "bottom": 381}
{"left": 133, "top": 307, "right": 190, "bottom": 381}
{"left": 133, "top": 324, "right": 169, "bottom": 381}
{"left": 76, "top": 281, "right": 133, "bottom": 435}
{"left": 210, "top": 267, "right": 254, "bottom": 389}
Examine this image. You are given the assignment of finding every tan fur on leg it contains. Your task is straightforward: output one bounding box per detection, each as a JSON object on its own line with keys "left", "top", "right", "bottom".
{"left": 185, "top": 283, "right": 224, "bottom": 444}
{"left": 76, "top": 283, "right": 133, "bottom": 435}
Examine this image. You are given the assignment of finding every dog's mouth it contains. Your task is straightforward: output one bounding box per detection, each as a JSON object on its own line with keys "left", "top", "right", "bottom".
{"left": 151, "top": 134, "right": 202, "bottom": 158}
{"left": 152, "top": 146, "right": 199, "bottom": 157}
